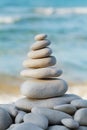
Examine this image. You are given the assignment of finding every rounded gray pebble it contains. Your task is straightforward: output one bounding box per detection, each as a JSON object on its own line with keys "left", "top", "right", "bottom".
{"left": 15, "top": 111, "right": 26, "bottom": 123}
{"left": 0, "top": 108, "right": 13, "bottom": 130}
{"left": 31, "top": 107, "right": 72, "bottom": 125}
{"left": 11, "top": 123, "right": 44, "bottom": 130}
{"left": 76, "top": 126, "right": 87, "bottom": 130}
{"left": 54, "top": 104, "right": 76, "bottom": 115}
{"left": 23, "top": 113, "right": 48, "bottom": 129}
{"left": 47, "top": 125, "right": 70, "bottom": 130}
{"left": 74, "top": 108, "right": 87, "bottom": 126}
{"left": 71, "top": 99, "right": 87, "bottom": 108}
{"left": 61, "top": 118, "right": 79, "bottom": 129}
{"left": 0, "top": 103, "right": 18, "bottom": 117}
{"left": 7, "top": 124, "right": 18, "bottom": 130}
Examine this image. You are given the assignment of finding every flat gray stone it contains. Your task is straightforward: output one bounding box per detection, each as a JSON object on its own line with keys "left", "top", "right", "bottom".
{"left": 0, "top": 103, "right": 18, "bottom": 117}
{"left": 23, "top": 56, "right": 56, "bottom": 68}
{"left": 20, "top": 78, "right": 67, "bottom": 99}
{"left": 47, "top": 125, "right": 70, "bottom": 130}
{"left": 31, "top": 39, "right": 50, "bottom": 50}
{"left": 74, "top": 108, "right": 87, "bottom": 126}
{"left": 15, "top": 94, "right": 81, "bottom": 111}
{"left": 11, "top": 123, "right": 44, "bottom": 130}
{"left": 34, "top": 34, "right": 47, "bottom": 41}
{"left": 32, "top": 107, "right": 72, "bottom": 125}
{"left": 15, "top": 111, "right": 26, "bottom": 123}
{"left": 76, "top": 126, "right": 87, "bottom": 130}
{"left": 54, "top": 104, "right": 76, "bottom": 115}
{"left": 28, "top": 47, "right": 52, "bottom": 59}
{"left": 0, "top": 107, "right": 13, "bottom": 130}
{"left": 23, "top": 113, "right": 48, "bottom": 129}
{"left": 71, "top": 99, "right": 87, "bottom": 108}
{"left": 61, "top": 118, "right": 79, "bottom": 129}
{"left": 21, "top": 67, "right": 62, "bottom": 79}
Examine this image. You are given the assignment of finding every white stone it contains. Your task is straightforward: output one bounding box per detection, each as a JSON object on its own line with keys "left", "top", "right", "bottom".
{"left": 11, "top": 123, "right": 44, "bottom": 130}
{"left": 47, "top": 125, "right": 70, "bottom": 130}
{"left": 34, "top": 34, "right": 47, "bottom": 41}
{"left": 23, "top": 113, "right": 48, "bottom": 129}
{"left": 15, "top": 94, "right": 81, "bottom": 111}
{"left": 28, "top": 47, "right": 52, "bottom": 59}
{"left": 54, "top": 104, "right": 76, "bottom": 115}
{"left": 21, "top": 67, "right": 62, "bottom": 79}
{"left": 0, "top": 108, "right": 13, "bottom": 130}
{"left": 32, "top": 107, "right": 72, "bottom": 125}
{"left": 71, "top": 99, "right": 87, "bottom": 108}
{"left": 20, "top": 78, "right": 68, "bottom": 99}
{"left": 74, "top": 108, "right": 87, "bottom": 126}
{"left": 61, "top": 118, "right": 79, "bottom": 129}
{"left": 23, "top": 56, "right": 56, "bottom": 68}
{"left": 31, "top": 39, "right": 51, "bottom": 50}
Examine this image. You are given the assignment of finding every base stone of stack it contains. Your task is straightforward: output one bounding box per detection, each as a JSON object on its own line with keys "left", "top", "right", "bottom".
{"left": 15, "top": 94, "right": 81, "bottom": 111}
{"left": 20, "top": 78, "right": 68, "bottom": 99}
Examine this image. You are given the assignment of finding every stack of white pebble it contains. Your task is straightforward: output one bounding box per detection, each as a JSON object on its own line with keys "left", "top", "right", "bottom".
{"left": 0, "top": 34, "right": 87, "bottom": 130}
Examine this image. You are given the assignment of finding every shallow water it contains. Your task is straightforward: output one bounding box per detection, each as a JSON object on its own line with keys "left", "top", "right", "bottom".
{"left": 0, "top": 0, "right": 87, "bottom": 84}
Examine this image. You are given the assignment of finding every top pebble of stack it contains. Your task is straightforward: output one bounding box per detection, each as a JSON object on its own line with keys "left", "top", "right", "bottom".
{"left": 31, "top": 34, "right": 51, "bottom": 51}
{"left": 35, "top": 34, "right": 47, "bottom": 41}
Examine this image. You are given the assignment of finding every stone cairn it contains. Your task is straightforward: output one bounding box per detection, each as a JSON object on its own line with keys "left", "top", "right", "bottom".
{"left": 0, "top": 34, "right": 87, "bottom": 130}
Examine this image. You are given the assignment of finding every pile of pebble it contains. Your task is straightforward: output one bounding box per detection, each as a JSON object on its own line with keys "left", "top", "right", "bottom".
{"left": 0, "top": 34, "right": 87, "bottom": 130}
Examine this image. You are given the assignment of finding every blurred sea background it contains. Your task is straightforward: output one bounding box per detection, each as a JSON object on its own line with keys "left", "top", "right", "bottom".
{"left": 0, "top": 0, "right": 87, "bottom": 103}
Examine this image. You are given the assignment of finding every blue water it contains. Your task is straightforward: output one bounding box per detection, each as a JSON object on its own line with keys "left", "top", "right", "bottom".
{"left": 0, "top": 0, "right": 87, "bottom": 83}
